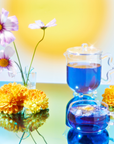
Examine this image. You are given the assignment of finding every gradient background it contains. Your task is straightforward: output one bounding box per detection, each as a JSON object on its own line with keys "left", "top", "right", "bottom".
{"left": 0, "top": 1, "right": 114, "bottom": 143}
{"left": 0, "top": 0, "right": 114, "bottom": 83}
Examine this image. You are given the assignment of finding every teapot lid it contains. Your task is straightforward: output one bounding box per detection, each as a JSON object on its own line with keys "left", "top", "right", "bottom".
{"left": 67, "top": 43, "right": 102, "bottom": 55}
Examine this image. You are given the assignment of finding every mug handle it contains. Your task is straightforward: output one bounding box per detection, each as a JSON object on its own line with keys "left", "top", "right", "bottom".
{"left": 101, "top": 53, "right": 114, "bottom": 84}
{"left": 108, "top": 112, "right": 114, "bottom": 125}
{"left": 107, "top": 112, "right": 114, "bottom": 142}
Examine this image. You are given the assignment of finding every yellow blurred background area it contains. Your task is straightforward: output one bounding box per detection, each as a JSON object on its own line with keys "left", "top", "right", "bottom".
{"left": 0, "top": 0, "right": 114, "bottom": 83}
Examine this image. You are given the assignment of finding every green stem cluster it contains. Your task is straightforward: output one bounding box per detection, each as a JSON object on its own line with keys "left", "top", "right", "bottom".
{"left": 13, "top": 29, "right": 45, "bottom": 86}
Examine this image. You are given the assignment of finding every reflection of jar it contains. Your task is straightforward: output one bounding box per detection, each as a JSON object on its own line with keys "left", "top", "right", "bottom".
{"left": 67, "top": 128, "right": 109, "bottom": 144}
{"left": 66, "top": 96, "right": 94, "bottom": 127}
{"left": 67, "top": 100, "right": 114, "bottom": 133}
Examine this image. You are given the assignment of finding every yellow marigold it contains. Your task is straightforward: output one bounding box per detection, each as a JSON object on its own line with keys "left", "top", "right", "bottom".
{"left": 0, "top": 83, "right": 29, "bottom": 114}
{"left": 102, "top": 85, "right": 114, "bottom": 107}
{"left": 24, "top": 89, "right": 49, "bottom": 113}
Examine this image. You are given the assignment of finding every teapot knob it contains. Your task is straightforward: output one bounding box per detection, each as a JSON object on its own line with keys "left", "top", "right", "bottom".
{"left": 82, "top": 43, "right": 88, "bottom": 52}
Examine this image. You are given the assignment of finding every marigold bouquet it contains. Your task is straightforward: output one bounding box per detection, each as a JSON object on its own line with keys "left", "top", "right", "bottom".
{"left": 0, "top": 82, "right": 49, "bottom": 114}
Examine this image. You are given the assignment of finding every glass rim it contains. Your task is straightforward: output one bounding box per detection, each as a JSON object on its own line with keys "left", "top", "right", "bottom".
{"left": 69, "top": 99, "right": 108, "bottom": 109}
{"left": 66, "top": 47, "right": 103, "bottom": 56}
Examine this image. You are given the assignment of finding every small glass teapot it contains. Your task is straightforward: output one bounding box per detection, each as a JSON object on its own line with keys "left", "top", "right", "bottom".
{"left": 67, "top": 100, "right": 114, "bottom": 133}
{"left": 64, "top": 43, "right": 102, "bottom": 97}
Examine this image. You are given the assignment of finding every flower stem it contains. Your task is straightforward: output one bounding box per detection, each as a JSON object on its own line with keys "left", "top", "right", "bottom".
{"left": 36, "top": 129, "right": 48, "bottom": 144}
{"left": 30, "top": 131, "right": 37, "bottom": 144}
{"left": 19, "top": 132, "right": 25, "bottom": 144}
{"left": 13, "top": 41, "right": 25, "bottom": 85}
{"left": 25, "top": 29, "right": 45, "bottom": 86}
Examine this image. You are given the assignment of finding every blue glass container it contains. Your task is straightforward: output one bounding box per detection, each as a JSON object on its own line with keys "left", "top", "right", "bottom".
{"left": 66, "top": 95, "right": 94, "bottom": 126}
{"left": 64, "top": 43, "right": 102, "bottom": 98}
{"left": 67, "top": 100, "right": 111, "bottom": 133}
{"left": 67, "top": 128, "right": 109, "bottom": 144}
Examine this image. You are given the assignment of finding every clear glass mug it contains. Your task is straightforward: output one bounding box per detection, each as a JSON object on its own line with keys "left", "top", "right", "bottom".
{"left": 64, "top": 43, "right": 102, "bottom": 97}
{"left": 67, "top": 100, "right": 114, "bottom": 133}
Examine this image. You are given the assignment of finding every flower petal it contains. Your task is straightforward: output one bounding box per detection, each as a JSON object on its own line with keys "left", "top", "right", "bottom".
{"left": 4, "top": 16, "right": 19, "bottom": 31}
{"left": 1, "top": 8, "right": 9, "bottom": 24}
{"left": 46, "top": 18, "right": 57, "bottom": 27}
{"left": 35, "top": 20, "right": 45, "bottom": 27}
{"left": 8, "top": 16, "right": 18, "bottom": 24}
{"left": 28, "top": 23, "right": 40, "bottom": 29}
{"left": 0, "top": 32, "right": 5, "bottom": 46}
{"left": 0, "top": 67, "right": 3, "bottom": 73}
{"left": 4, "top": 46, "right": 15, "bottom": 59}
{"left": 0, "top": 50, "right": 4, "bottom": 58}
{"left": 7, "top": 61, "right": 17, "bottom": 77}
{"left": 2, "top": 30, "right": 15, "bottom": 45}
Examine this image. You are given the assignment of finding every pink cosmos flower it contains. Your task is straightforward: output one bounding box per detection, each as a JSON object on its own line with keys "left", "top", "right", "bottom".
{"left": 28, "top": 18, "right": 56, "bottom": 29}
{"left": 0, "top": 8, "right": 19, "bottom": 46}
{"left": 0, "top": 46, "right": 17, "bottom": 77}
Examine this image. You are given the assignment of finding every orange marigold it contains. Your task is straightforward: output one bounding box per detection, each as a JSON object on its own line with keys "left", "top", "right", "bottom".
{"left": 0, "top": 83, "right": 29, "bottom": 114}
{"left": 24, "top": 89, "right": 49, "bottom": 113}
{"left": 102, "top": 85, "right": 114, "bottom": 107}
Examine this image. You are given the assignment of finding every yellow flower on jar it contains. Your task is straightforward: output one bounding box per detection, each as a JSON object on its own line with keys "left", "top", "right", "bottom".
{"left": 24, "top": 89, "right": 49, "bottom": 113}
{"left": 0, "top": 83, "right": 29, "bottom": 114}
{"left": 102, "top": 85, "right": 114, "bottom": 108}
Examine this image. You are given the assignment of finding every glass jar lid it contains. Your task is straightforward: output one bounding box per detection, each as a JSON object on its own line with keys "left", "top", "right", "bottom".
{"left": 67, "top": 43, "right": 102, "bottom": 55}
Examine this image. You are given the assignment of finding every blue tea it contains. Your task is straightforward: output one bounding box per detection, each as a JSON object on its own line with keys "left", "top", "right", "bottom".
{"left": 67, "top": 62, "right": 101, "bottom": 94}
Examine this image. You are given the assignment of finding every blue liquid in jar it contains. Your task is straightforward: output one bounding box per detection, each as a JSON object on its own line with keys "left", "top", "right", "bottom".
{"left": 67, "top": 62, "right": 101, "bottom": 94}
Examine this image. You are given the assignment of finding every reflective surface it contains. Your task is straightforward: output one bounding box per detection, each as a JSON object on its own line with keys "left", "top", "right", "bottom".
{"left": 0, "top": 83, "right": 114, "bottom": 144}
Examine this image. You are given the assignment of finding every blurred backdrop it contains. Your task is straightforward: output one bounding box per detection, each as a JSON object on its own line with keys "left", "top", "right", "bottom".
{"left": 0, "top": 0, "right": 114, "bottom": 83}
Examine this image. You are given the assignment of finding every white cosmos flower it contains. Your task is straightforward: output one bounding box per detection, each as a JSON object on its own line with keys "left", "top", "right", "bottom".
{"left": 0, "top": 8, "right": 19, "bottom": 46}
{"left": 0, "top": 46, "right": 17, "bottom": 77}
{"left": 28, "top": 18, "right": 57, "bottom": 29}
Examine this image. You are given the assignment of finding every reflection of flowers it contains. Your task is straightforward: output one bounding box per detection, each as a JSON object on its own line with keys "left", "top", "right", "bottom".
{"left": 24, "top": 89, "right": 49, "bottom": 113}
{"left": 0, "top": 110, "right": 49, "bottom": 144}
{"left": 102, "top": 85, "right": 114, "bottom": 111}
{"left": 0, "top": 46, "right": 16, "bottom": 76}
{"left": 24, "top": 109, "right": 49, "bottom": 132}
{"left": 0, "top": 113, "right": 25, "bottom": 132}
{"left": 0, "top": 83, "right": 28, "bottom": 114}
